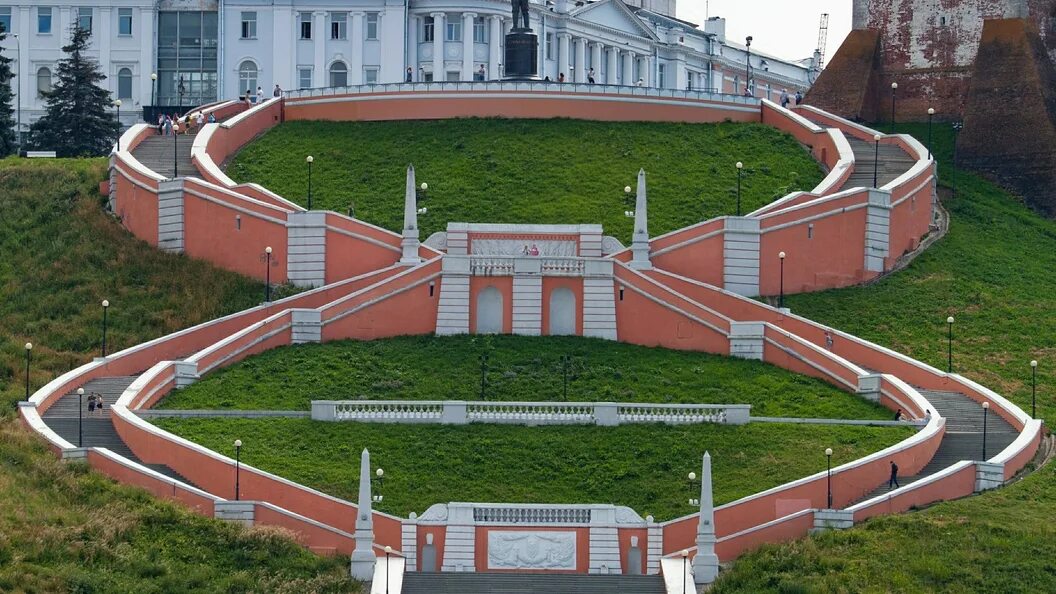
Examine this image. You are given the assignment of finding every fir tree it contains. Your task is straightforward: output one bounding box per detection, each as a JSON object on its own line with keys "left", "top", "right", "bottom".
{"left": 0, "top": 29, "right": 16, "bottom": 156}
{"left": 29, "top": 26, "right": 120, "bottom": 157}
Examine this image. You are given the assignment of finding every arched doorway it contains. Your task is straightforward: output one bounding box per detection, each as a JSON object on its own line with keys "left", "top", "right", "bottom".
{"left": 549, "top": 288, "right": 576, "bottom": 336}
{"left": 476, "top": 286, "right": 503, "bottom": 334}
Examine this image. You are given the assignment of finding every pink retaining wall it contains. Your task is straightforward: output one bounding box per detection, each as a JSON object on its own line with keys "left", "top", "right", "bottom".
{"left": 87, "top": 450, "right": 216, "bottom": 516}
{"left": 851, "top": 463, "right": 977, "bottom": 523}
{"left": 715, "top": 510, "right": 815, "bottom": 562}
{"left": 254, "top": 504, "right": 355, "bottom": 556}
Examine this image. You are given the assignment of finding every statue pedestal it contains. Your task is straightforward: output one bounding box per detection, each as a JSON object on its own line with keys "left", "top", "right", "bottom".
{"left": 504, "top": 29, "right": 539, "bottom": 80}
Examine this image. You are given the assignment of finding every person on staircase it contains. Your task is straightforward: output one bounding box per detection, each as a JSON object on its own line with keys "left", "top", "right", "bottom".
{"left": 888, "top": 461, "right": 900, "bottom": 489}
{"left": 87, "top": 393, "right": 96, "bottom": 416}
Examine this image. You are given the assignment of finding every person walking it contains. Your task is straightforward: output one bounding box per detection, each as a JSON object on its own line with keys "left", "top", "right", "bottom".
{"left": 557, "top": 72, "right": 566, "bottom": 83}
{"left": 208, "top": 113, "right": 217, "bottom": 124}
{"left": 795, "top": 90, "right": 803, "bottom": 105}
{"left": 780, "top": 89, "right": 790, "bottom": 108}
{"left": 888, "top": 461, "right": 900, "bottom": 489}
{"left": 636, "top": 78, "right": 644, "bottom": 87}
{"left": 894, "top": 408, "right": 903, "bottom": 421}
{"left": 157, "top": 113, "right": 165, "bottom": 135}
{"left": 273, "top": 84, "right": 282, "bottom": 97}
{"left": 95, "top": 395, "right": 105, "bottom": 416}
{"left": 87, "top": 393, "right": 96, "bottom": 416}
{"left": 588, "top": 68, "right": 595, "bottom": 84}
{"left": 478, "top": 64, "right": 487, "bottom": 81}
{"left": 406, "top": 66, "right": 414, "bottom": 82}
{"left": 257, "top": 86, "right": 264, "bottom": 103}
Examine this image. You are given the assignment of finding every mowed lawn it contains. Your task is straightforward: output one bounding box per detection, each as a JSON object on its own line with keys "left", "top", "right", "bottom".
{"left": 225, "top": 118, "right": 825, "bottom": 242}
{"left": 711, "top": 126, "right": 1056, "bottom": 593}
{"left": 152, "top": 417, "right": 912, "bottom": 522}
{"left": 158, "top": 335, "right": 892, "bottom": 420}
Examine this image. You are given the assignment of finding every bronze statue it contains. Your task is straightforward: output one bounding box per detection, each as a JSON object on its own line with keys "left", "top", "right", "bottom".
{"left": 511, "top": 0, "right": 531, "bottom": 30}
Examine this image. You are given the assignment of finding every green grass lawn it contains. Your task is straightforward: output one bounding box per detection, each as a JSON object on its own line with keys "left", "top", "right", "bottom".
{"left": 0, "top": 159, "right": 358, "bottom": 593}
{"left": 225, "top": 118, "right": 825, "bottom": 242}
{"left": 711, "top": 126, "right": 1056, "bottom": 592}
{"left": 158, "top": 335, "right": 891, "bottom": 419}
{"left": 152, "top": 417, "right": 912, "bottom": 522}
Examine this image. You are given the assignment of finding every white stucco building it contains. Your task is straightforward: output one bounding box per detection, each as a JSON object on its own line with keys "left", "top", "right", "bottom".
{"left": 0, "top": 0, "right": 813, "bottom": 137}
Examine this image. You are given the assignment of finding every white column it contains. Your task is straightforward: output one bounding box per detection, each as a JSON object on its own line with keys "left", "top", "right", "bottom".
{"left": 557, "top": 33, "right": 571, "bottom": 80}
{"left": 606, "top": 48, "right": 618, "bottom": 84}
{"left": 692, "top": 452, "right": 719, "bottom": 584}
{"left": 462, "top": 13, "right": 476, "bottom": 80}
{"left": 98, "top": 8, "right": 112, "bottom": 97}
{"left": 17, "top": 7, "right": 30, "bottom": 132}
{"left": 574, "top": 38, "right": 587, "bottom": 82}
{"left": 381, "top": 6, "right": 407, "bottom": 82}
{"left": 623, "top": 49, "right": 635, "bottom": 85}
{"left": 675, "top": 53, "right": 688, "bottom": 90}
{"left": 630, "top": 168, "right": 651, "bottom": 270}
{"left": 59, "top": 7, "right": 71, "bottom": 43}
{"left": 272, "top": 7, "right": 294, "bottom": 90}
{"left": 431, "top": 12, "right": 445, "bottom": 81}
{"left": 489, "top": 16, "right": 502, "bottom": 79}
{"left": 350, "top": 449, "right": 376, "bottom": 580}
{"left": 351, "top": 12, "right": 365, "bottom": 85}
{"left": 590, "top": 42, "right": 602, "bottom": 82}
{"left": 314, "top": 11, "right": 326, "bottom": 88}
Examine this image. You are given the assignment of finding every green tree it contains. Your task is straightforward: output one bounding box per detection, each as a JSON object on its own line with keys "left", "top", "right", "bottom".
{"left": 0, "top": 29, "right": 16, "bottom": 156}
{"left": 29, "top": 26, "right": 119, "bottom": 156}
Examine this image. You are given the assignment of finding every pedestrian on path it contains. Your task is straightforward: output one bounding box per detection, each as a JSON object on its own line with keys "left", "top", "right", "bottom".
{"left": 588, "top": 68, "right": 595, "bottom": 84}
{"left": 87, "top": 393, "right": 96, "bottom": 415}
{"left": 780, "top": 89, "right": 790, "bottom": 108}
{"left": 888, "top": 461, "right": 900, "bottom": 489}
{"left": 95, "top": 395, "right": 105, "bottom": 416}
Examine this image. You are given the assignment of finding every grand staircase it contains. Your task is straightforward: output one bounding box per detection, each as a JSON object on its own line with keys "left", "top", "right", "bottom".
{"left": 41, "top": 376, "right": 199, "bottom": 488}
{"left": 130, "top": 134, "right": 197, "bottom": 179}
{"left": 401, "top": 573, "right": 666, "bottom": 594}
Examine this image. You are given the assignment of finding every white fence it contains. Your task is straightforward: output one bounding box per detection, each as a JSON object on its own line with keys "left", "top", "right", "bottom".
{"left": 311, "top": 400, "right": 750, "bottom": 426}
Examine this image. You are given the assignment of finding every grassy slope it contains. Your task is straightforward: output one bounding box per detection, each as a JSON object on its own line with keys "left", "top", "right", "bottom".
{"left": 226, "top": 118, "right": 824, "bottom": 242}
{"left": 0, "top": 159, "right": 359, "bottom": 593}
{"left": 153, "top": 417, "right": 911, "bottom": 522}
{"left": 712, "top": 126, "right": 1056, "bottom": 593}
{"left": 159, "top": 335, "right": 892, "bottom": 419}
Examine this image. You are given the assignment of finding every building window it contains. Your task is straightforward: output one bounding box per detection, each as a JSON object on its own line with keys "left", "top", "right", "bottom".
{"left": 118, "top": 68, "right": 133, "bottom": 99}
{"left": 446, "top": 70, "right": 460, "bottom": 81}
{"left": 118, "top": 8, "right": 133, "bottom": 36}
{"left": 445, "top": 20, "right": 461, "bottom": 42}
{"left": 157, "top": 11, "right": 220, "bottom": 107}
{"left": 300, "top": 13, "right": 312, "bottom": 40}
{"left": 241, "top": 12, "right": 256, "bottom": 39}
{"left": 422, "top": 17, "right": 434, "bottom": 42}
{"left": 37, "top": 67, "right": 51, "bottom": 96}
{"left": 298, "top": 67, "right": 312, "bottom": 89}
{"left": 331, "top": 12, "right": 346, "bottom": 40}
{"left": 364, "top": 67, "right": 379, "bottom": 84}
{"left": 473, "top": 17, "right": 487, "bottom": 43}
{"left": 658, "top": 63, "right": 666, "bottom": 88}
{"left": 0, "top": 8, "right": 11, "bottom": 34}
{"left": 38, "top": 7, "right": 52, "bottom": 34}
{"left": 77, "top": 7, "right": 92, "bottom": 34}
{"left": 329, "top": 61, "right": 348, "bottom": 87}
{"left": 545, "top": 33, "right": 553, "bottom": 60}
{"left": 366, "top": 13, "right": 379, "bottom": 40}
{"left": 238, "top": 61, "right": 258, "bottom": 96}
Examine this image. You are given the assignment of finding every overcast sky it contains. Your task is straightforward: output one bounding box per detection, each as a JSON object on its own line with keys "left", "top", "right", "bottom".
{"left": 677, "top": 0, "right": 853, "bottom": 63}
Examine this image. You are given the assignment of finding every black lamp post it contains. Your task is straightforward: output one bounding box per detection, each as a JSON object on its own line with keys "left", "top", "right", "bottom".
{"left": 1031, "top": 360, "right": 1038, "bottom": 418}
{"left": 561, "top": 354, "right": 571, "bottom": 401}
{"left": 952, "top": 122, "right": 963, "bottom": 197}
{"left": 306, "top": 155, "right": 314, "bottom": 209}
{"left": 113, "top": 100, "right": 122, "bottom": 150}
{"left": 825, "top": 447, "right": 833, "bottom": 508}
{"left": 24, "top": 342, "right": 32, "bottom": 399}
{"left": 981, "top": 402, "right": 990, "bottom": 460}
{"left": 681, "top": 549, "right": 689, "bottom": 594}
{"left": 384, "top": 545, "right": 392, "bottom": 594}
{"left": 101, "top": 299, "right": 110, "bottom": 357}
{"left": 926, "top": 107, "right": 935, "bottom": 160}
{"left": 77, "top": 387, "right": 85, "bottom": 447}
{"left": 479, "top": 353, "right": 489, "bottom": 400}
{"left": 264, "top": 246, "right": 273, "bottom": 303}
{"left": 234, "top": 439, "right": 242, "bottom": 500}
{"left": 735, "top": 161, "right": 743, "bottom": 216}
{"left": 150, "top": 72, "right": 157, "bottom": 118}
{"left": 946, "top": 316, "right": 955, "bottom": 373}
{"left": 889, "top": 81, "right": 898, "bottom": 133}
{"left": 687, "top": 471, "right": 700, "bottom": 507}
{"left": 744, "top": 36, "right": 753, "bottom": 96}
{"left": 174, "top": 78, "right": 185, "bottom": 177}
{"left": 873, "top": 134, "right": 882, "bottom": 188}
{"left": 778, "top": 251, "right": 786, "bottom": 309}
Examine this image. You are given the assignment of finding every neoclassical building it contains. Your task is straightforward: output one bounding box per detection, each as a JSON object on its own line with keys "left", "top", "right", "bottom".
{"left": 1, "top": 0, "right": 813, "bottom": 134}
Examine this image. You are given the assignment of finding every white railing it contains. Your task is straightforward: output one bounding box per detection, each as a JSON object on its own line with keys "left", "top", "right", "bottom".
{"left": 312, "top": 400, "right": 750, "bottom": 426}
{"left": 473, "top": 506, "right": 592, "bottom": 524}
{"left": 468, "top": 255, "right": 589, "bottom": 277}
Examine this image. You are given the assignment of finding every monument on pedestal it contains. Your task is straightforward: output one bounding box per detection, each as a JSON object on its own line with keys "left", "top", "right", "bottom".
{"left": 504, "top": 0, "right": 539, "bottom": 80}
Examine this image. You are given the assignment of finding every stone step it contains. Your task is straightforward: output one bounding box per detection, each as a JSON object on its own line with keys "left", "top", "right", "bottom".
{"left": 402, "top": 573, "right": 666, "bottom": 594}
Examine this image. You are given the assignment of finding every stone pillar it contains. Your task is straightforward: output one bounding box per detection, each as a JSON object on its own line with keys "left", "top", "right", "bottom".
{"left": 401, "top": 165, "right": 421, "bottom": 265}
{"left": 462, "top": 13, "right": 476, "bottom": 80}
{"left": 432, "top": 12, "right": 445, "bottom": 81}
{"left": 728, "top": 322, "right": 765, "bottom": 360}
{"left": 557, "top": 33, "right": 571, "bottom": 80}
{"left": 574, "top": 38, "right": 587, "bottom": 82}
{"left": 623, "top": 50, "right": 635, "bottom": 85}
{"left": 864, "top": 188, "right": 892, "bottom": 273}
{"left": 629, "top": 169, "right": 651, "bottom": 270}
{"left": 692, "top": 452, "right": 719, "bottom": 584}
{"left": 287, "top": 211, "right": 328, "bottom": 287}
{"left": 640, "top": 56, "right": 652, "bottom": 87}
{"left": 314, "top": 11, "right": 326, "bottom": 89}
{"left": 351, "top": 12, "right": 366, "bottom": 85}
{"left": 272, "top": 7, "right": 294, "bottom": 90}
{"left": 350, "top": 449, "right": 376, "bottom": 580}
{"left": 590, "top": 43, "right": 602, "bottom": 82}
{"left": 98, "top": 8, "right": 112, "bottom": 98}
{"left": 607, "top": 48, "right": 618, "bottom": 84}
{"left": 722, "top": 218, "right": 761, "bottom": 296}
{"left": 490, "top": 16, "right": 503, "bottom": 79}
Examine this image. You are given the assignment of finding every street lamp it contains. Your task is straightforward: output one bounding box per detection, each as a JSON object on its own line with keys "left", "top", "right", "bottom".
{"left": 825, "top": 447, "right": 833, "bottom": 508}
{"left": 889, "top": 82, "right": 898, "bottom": 133}
{"left": 24, "top": 342, "right": 32, "bottom": 399}
{"left": 372, "top": 467, "right": 385, "bottom": 503}
{"left": 101, "top": 299, "right": 110, "bottom": 357}
{"left": 264, "top": 247, "right": 273, "bottom": 303}
{"left": 735, "top": 161, "right": 743, "bottom": 216}
{"left": 873, "top": 134, "right": 882, "bottom": 188}
{"left": 951, "top": 122, "right": 963, "bottom": 197}
{"left": 306, "top": 155, "right": 314, "bottom": 210}
{"left": 234, "top": 439, "right": 242, "bottom": 500}
{"left": 384, "top": 545, "right": 393, "bottom": 594}
{"left": 688, "top": 471, "right": 700, "bottom": 506}
{"left": 744, "top": 36, "right": 753, "bottom": 97}
{"left": 1031, "top": 360, "right": 1038, "bottom": 418}
{"left": 174, "top": 78, "right": 185, "bottom": 177}
{"left": 479, "top": 353, "right": 489, "bottom": 400}
{"left": 561, "top": 354, "right": 572, "bottom": 401}
{"left": 926, "top": 108, "right": 935, "bottom": 160}
{"left": 77, "top": 387, "right": 85, "bottom": 447}
{"left": 778, "top": 251, "right": 786, "bottom": 309}
{"left": 113, "top": 100, "right": 122, "bottom": 150}
{"left": 946, "top": 316, "right": 955, "bottom": 373}
{"left": 150, "top": 72, "right": 157, "bottom": 118}
{"left": 981, "top": 402, "right": 990, "bottom": 460}
{"left": 681, "top": 549, "right": 689, "bottom": 594}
